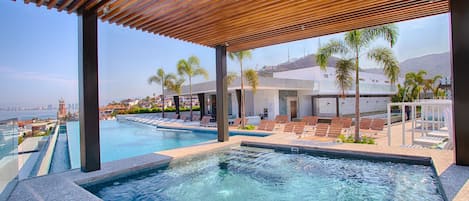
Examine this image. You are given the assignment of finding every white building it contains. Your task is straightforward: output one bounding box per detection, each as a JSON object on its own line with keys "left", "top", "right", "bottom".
{"left": 166, "top": 64, "right": 399, "bottom": 121}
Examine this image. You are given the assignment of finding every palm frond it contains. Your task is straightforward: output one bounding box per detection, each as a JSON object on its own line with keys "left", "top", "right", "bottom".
{"left": 177, "top": 59, "right": 190, "bottom": 76}
{"left": 335, "top": 59, "right": 354, "bottom": 98}
{"left": 362, "top": 24, "right": 398, "bottom": 47}
{"left": 227, "top": 72, "right": 238, "bottom": 86}
{"left": 344, "top": 30, "right": 362, "bottom": 51}
{"left": 244, "top": 69, "right": 259, "bottom": 93}
{"left": 148, "top": 68, "right": 164, "bottom": 85}
{"left": 367, "top": 47, "right": 400, "bottom": 84}
{"left": 229, "top": 50, "right": 252, "bottom": 62}
{"left": 168, "top": 77, "right": 186, "bottom": 95}
{"left": 316, "top": 39, "right": 349, "bottom": 69}
{"left": 193, "top": 67, "right": 209, "bottom": 80}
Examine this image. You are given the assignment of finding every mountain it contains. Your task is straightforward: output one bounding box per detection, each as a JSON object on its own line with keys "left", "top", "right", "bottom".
{"left": 363, "top": 52, "right": 451, "bottom": 78}
{"left": 261, "top": 52, "right": 451, "bottom": 79}
{"left": 258, "top": 54, "right": 340, "bottom": 76}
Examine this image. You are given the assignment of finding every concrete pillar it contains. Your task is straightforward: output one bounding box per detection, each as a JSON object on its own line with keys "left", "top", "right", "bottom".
{"left": 215, "top": 45, "right": 229, "bottom": 142}
{"left": 336, "top": 96, "right": 340, "bottom": 117}
{"left": 173, "top": 96, "right": 180, "bottom": 119}
{"left": 78, "top": 8, "right": 100, "bottom": 172}
{"left": 197, "top": 93, "right": 205, "bottom": 120}
{"left": 236, "top": 89, "right": 242, "bottom": 118}
{"left": 450, "top": 0, "right": 469, "bottom": 166}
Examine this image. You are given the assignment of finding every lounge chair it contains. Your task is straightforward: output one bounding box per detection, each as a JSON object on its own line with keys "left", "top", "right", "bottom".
{"left": 274, "top": 115, "right": 289, "bottom": 124}
{"left": 302, "top": 116, "right": 318, "bottom": 126}
{"left": 328, "top": 123, "right": 343, "bottom": 138}
{"left": 359, "top": 118, "right": 372, "bottom": 130}
{"left": 230, "top": 118, "right": 246, "bottom": 128}
{"left": 361, "top": 119, "right": 386, "bottom": 136}
{"left": 340, "top": 117, "right": 353, "bottom": 134}
{"left": 370, "top": 119, "right": 385, "bottom": 131}
{"left": 331, "top": 117, "right": 341, "bottom": 125}
{"left": 293, "top": 122, "right": 306, "bottom": 136}
{"left": 200, "top": 116, "right": 216, "bottom": 127}
{"left": 257, "top": 120, "right": 268, "bottom": 130}
{"left": 264, "top": 121, "right": 276, "bottom": 131}
{"left": 314, "top": 123, "right": 329, "bottom": 137}
{"left": 283, "top": 122, "right": 295, "bottom": 133}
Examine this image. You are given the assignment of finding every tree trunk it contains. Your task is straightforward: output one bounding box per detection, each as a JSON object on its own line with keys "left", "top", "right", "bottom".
{"left": 161, "top": 84, "right": 165, "bottom": 118}
{"left": 189, "top": 76, "right": 193, "bottom": 121}
{"left": 240, "top": 61, "right": 246, "bottom": 128}
{"left": 354, "top": 55, "right": 360, "bottom": 142}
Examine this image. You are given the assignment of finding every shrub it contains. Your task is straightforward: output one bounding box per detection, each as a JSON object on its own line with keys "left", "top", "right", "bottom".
{"left": 241, "top": 124, "right": 256, "bottom": 130}
{"left": 338, "top": 134, "right": 375, "bottom": 144}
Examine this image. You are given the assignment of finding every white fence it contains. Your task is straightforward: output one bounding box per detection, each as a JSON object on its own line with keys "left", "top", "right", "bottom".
{"left": 386, "top": 100, "right": 453, "bottom": 148}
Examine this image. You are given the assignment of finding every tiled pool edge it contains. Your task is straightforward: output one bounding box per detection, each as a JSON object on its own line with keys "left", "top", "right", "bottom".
{"left": 241, "top": 141, "right": 449, "bottom": 201}
{"left": 7, "top": 138, "right": 461, "bottom": 201}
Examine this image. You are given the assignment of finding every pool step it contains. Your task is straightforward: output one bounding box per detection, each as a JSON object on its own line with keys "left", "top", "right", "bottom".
{"left": 413, "top": 136, "right": 447, "bottom": 147}
{"left": 426, "top": 131, "right": 449, "bottom": 138}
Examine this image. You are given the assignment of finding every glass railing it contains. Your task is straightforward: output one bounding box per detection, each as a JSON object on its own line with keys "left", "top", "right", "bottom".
{"left": 0, "top": 118, "right": 18, "bottom": 200}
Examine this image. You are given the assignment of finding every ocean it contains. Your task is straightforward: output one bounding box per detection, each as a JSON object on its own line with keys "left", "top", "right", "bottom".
{"left": 0, "top": 110, "right": 57, "bottom": 121}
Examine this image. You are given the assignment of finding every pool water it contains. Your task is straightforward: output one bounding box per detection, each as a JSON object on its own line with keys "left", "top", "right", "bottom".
{"left": 86, "top": 146, "right": 445, "bottom": 201}
{"left": 67, "top": 120, "right": 264, "bottom": 169}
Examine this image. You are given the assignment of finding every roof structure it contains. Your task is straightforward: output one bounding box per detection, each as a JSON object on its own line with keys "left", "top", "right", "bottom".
{"left": 20, "top": 0, "right": 448, "bottom": 52}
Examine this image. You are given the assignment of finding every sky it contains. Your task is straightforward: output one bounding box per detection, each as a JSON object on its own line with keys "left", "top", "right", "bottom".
{"left": 0, "top": 2, "right": 451, "bottom": 107}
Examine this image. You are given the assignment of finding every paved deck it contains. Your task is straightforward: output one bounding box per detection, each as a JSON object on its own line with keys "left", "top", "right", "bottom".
{"left": 6, "top": 121, "right": 469, "bottom": 201}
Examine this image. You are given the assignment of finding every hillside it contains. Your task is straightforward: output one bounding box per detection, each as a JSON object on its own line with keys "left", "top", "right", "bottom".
{"left": 258, "top": 54, "right": 340, "bottom": 76}
{"left": 261, "top": 52, "right": 451, "bottom": 79}
{"left": 364, "top": 52, "right": 451, "bottom": 78}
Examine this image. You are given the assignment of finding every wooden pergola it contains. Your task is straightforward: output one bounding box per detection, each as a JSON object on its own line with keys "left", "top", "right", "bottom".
{"left": 13, "top": 0, "right": 469, "bottom": 171}
{"left": 28, "top": 0, "right": 448, "bottom": 52}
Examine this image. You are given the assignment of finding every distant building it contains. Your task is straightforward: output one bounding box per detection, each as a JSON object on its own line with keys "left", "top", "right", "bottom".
{"left": 57, "top": 98, "right": 67, "bottom": 120}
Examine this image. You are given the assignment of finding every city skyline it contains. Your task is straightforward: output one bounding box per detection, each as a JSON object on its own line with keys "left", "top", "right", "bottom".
{"left": 0, "top": 1, "right": 450, "bottom": 106}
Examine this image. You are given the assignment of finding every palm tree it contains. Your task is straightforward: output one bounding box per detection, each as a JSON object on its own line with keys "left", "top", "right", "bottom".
{"left": 405, "top": 70, "right": 427, "bottom": 100}
{"left": 244, "top": 69, "right": 259, "bottom": 94}
{"left": 177, "top": 55, "right": 209, "bottom": 120}
{"left": 226, "top": 72, "right": 238, "bottom": 86}
{"left": 316, "top": 24, "right": 399, "bottom": 142}
{"left": 168, "top": 76, "right": 186, "bottom": 117}
{"left": 335, "top": 59, "right": 354, "bottom": 99}
{"left": 148, "top": 68, "right": 177, "bottom": 118}
{"left": 229, "top": 50, "right": 252, "bottom": 128}
{"left": 424, "top": 75, "right": 443, "bottom": 99}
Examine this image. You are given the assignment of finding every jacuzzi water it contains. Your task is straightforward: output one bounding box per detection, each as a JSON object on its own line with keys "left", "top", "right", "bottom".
{"left": 66, "top": 121, "right": 266, "bottom": 169}
{"left": 85, "top": 146, "right": 445, "bottom": 201}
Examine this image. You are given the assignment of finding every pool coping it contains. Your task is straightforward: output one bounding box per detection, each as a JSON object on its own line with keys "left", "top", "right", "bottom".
{"left": 7, "top": 137, "right": 458, "bottom": 201}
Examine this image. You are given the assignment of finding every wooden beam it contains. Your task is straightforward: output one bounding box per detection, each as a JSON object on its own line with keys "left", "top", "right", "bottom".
{"left": 46, "top": 0, "right": 58, "bottom": 9}
{"left": 36, "top": 0, "right": 44, "bottom": 7}
{"left": 57, "top": 0, "right": 74, "bottom": 12}
{"left": 68, "top": 0, "right": 87, "bottom": 14}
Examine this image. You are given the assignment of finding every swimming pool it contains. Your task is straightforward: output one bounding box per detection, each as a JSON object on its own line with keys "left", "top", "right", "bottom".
{"left": 66, "top": 120, "right": 266, "bottom": 169}
{"left": 85, "top": 146, "right": 445, "bottom": 201}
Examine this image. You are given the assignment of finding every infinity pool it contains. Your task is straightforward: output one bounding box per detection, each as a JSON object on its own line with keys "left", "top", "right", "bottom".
{"left": 66, "top": 121, "right": 266, "bottom": 169}
{"left": 86, "top": 146, "right": 445, "bottom": 201}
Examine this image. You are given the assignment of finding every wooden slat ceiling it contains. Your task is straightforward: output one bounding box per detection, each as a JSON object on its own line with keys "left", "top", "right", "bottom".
{"left": 21, "top": 0, "right": 448, "bottom": 52}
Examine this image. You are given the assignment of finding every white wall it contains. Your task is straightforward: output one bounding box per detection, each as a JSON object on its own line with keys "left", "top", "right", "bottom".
{"left": 230, "top": 92, "right": 239, "bottom": 117}
{"left": 298, "top": 90, "right": 312, "bottom": 118}
{"left": 244, "top": 91, "right": 255, "bottom": 116}
{"left": 253, "top": 89, "right": 279, "bottom": 120}
{"left": 316, "top": 98, "right": 337, "bottom": 117}
{"left": 338, "top": 97, "right": 390, "bottom": 115}
{"left": 314, "top": 96, "right": 391, "bottom": 117}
